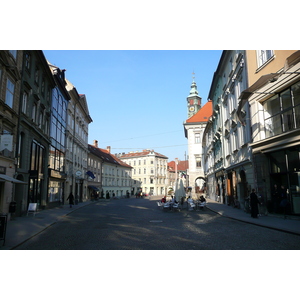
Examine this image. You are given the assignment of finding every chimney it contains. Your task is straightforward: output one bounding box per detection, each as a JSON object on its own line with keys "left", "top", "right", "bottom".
{"left": 107, "top": 146, "right": 111, "bottom": 153}
{"left": 93, "top": 140, "right": 98, "bottom": 147}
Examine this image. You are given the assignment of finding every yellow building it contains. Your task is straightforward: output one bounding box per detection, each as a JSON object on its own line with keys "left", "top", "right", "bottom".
{"left": 119, "top": 150, "right": 168, "bottom": 196}
{"left": 238, "top": 50, "right": 300, "bottom": 214}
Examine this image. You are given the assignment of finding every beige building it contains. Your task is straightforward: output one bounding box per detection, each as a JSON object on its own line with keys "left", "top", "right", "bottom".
{"left": 238, "top": 50, "right": 300, "bottom": 214}
{"left": 119, "top": 150, "right": 168, "bottom": 196}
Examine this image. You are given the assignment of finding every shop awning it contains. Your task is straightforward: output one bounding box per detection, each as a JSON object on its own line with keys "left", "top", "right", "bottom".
{"left": 88, "top": 185, "right": 99, "bottom": 191}
{"left": 0, "top": 174, "right": 27, "bottom": 184}
{"left": 86, "top": 171, "right": 95, "bottom": 179}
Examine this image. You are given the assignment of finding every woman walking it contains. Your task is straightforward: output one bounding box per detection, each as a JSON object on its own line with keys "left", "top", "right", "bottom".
{"left": 67, "top": 192, "right": 74, "bottom": 208}
{"left": 250, "top": 189, "right": 260, "bottom": 218}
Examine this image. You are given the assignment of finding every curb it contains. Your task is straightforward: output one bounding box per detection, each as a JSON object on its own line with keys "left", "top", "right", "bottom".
{"left": 206, "top": 205, "right": 300, "bottom": 236}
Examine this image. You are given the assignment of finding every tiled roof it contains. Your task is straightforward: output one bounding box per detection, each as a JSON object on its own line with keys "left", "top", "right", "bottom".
{"left": 88, "top": 145, "right": 132, "bottom": 168}
{"left": 120, "top": 150, "right": 168, "bottom": 159}
{"left": 168, "top": 160, "right": 188, "bottom": 172}
{"left": 185, "top": 100, "right": 213, "bottom": 123}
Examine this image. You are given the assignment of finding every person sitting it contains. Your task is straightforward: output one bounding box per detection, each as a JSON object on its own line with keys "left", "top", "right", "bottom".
{"left": 199, "top": 195, "right": 206, "bottom": 203}
{"left": 161, "top": 196, "right": 166, "bottom": 203}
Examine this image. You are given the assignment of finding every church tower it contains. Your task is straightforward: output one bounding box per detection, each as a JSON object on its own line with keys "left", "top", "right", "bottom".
{"left": 187, "top": 73, "right": 202, "bottom": 118}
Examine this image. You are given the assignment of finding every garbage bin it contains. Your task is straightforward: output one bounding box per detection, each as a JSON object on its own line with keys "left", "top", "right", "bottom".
{"left": 9, "top": 201, "right": 17, "bottom": 214}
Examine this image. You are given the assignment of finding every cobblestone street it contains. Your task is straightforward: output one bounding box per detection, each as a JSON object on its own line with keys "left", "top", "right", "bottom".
{"left": 15, "top": 197, "right": 300, "bottom": 250}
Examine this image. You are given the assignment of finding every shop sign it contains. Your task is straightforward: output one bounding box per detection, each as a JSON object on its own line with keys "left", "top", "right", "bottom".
{"left": 0, "top": 134, "right": 13, "bottom": 152}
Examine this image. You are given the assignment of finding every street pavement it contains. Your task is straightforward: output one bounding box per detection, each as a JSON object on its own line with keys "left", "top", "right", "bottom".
{"left": 1, "top": 196, "right": 300, "bottom": 250}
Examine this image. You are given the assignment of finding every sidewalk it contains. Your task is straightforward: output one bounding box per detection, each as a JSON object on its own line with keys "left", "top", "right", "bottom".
{"left": 206, "top": 198, "right": 300, "bottom": 236}
{"left": 0, "top": 200, "right": 94, "bottom": 250}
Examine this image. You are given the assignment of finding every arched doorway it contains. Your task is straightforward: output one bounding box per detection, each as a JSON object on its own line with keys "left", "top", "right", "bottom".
{"left": 195, "top": 176, "right": 206, "bottom": 195}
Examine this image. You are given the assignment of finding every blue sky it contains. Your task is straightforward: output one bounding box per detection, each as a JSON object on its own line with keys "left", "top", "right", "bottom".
{"left": 43, "top": 50, "right": 222, "bottom": 161}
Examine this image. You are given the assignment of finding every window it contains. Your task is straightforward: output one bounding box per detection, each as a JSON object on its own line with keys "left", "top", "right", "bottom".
{"left": 264, "top": 82, "right": 300, "bottom": 138}
{"left": 257, "top": 50, "right": 274, "bottom": 68}
{"left": 22, "top": 92, "right": 28, "bottom": 114}
{"left": 41, "top": 77, "right": 45, "bottom": 95}
{"left": 5, "top": 78, "right": 15, "bottom": 108}
{"left": 196, "top": 157, "right": 201, "bottom": 168}
{"left": 195, "top": 133, "right": 200, "bottom": 143}
{"left": 9, "top": 50, "right": 17, "bottom": 59}
{"left": 35, "top": 68, "right": 39, "bottom": 85}
{"left": 25, "top": 53, "right": 31, "bottom": 71}
{"left": 32, "top": 103, "right": 37, "bottom": 122}
{"left": 17, "top": 132, "right": 24, "bottom": 168}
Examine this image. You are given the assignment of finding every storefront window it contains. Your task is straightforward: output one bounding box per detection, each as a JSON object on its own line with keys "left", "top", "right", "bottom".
{"left": 269, "top": 150, "right": 286, "bottom": 173}
{"left": 264, "top": 81, "right": 300, "bottom": 138}
{"left": 268, "top": 147, "right": 300, "bottom": 214}
{"left": 48, "top": 180, "right": 63, "bottom": 202}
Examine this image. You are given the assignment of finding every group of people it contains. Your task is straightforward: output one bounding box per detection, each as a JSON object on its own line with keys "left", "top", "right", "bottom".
{"left": 249, "top": 185, "right": 290, "bottom": 218}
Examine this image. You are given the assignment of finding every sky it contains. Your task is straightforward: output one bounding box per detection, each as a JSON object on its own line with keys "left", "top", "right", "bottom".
{"left": 43, "top": 50, "right": 222, "bottom": 161}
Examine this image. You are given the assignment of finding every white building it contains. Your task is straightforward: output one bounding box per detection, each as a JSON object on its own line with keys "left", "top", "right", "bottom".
{"left": 119, "top": 150, "right": 168, "bottom": 196}
{"left": 89, "top": 142, "right": 132, "bottom": 199}
{"left": 183, "top": 77, "right": 212, "bottom": 198}
{"left": 65, "top": 79, "right": 92, "bottom": 203}
{"left": 206, "top": 50, "right": 253, "bottom": 207}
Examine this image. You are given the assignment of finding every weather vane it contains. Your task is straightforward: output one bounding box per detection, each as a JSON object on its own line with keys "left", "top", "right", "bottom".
{"left": 192, "top": 71, "right": 195, "bottom": 81}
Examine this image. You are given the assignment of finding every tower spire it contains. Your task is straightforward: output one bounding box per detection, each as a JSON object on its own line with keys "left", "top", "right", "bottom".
{"left": 189, "top": 72, "right": 198, "bottom": 97}
{"left": 187, "top": 72, "right": 202, "bottom": 118}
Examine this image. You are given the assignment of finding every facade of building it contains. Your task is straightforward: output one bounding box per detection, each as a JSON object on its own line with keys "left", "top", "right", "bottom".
{"left": 48, "top": 64, "right": 71, "bottom": 207}
{"left": 87, "top": 142, "right": 103, "bottom": 198}
{"left": 238, "top": 50, "right": 300, "bottom": 214}
{"left": 0, "top": 50, "right": 24, "bottom": 216}
{"left": 205, "top": 50, "right": 252, "bottom": 208}
{"left": 65, "top": 79, "right": 92, "bottom": 203}
{"left": 89, "top": 142, "right": 132, "bottom": 199}
{"left": 183, "top": 76, "right": 212, "bottom": 198}
{"left": 119, "top": 150, "right": 168, "bottom": 196}
{"left": 16, "top": 51, "right": 56, "bottom": 214}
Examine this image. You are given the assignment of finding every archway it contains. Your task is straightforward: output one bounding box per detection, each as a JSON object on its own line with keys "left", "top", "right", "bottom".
{"left": 194, "top": 176, "right": 206, "bottom": 194}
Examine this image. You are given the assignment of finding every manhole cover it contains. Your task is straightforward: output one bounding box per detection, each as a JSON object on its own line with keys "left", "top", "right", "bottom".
{"left": 149, "top": 220, "right": 163, "bottom": 223}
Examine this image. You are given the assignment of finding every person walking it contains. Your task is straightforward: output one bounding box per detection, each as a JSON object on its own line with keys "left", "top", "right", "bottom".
{"left": 250, "top": 189, "right": 260, "bottom": 218}
{"left": 67, "top": 192, "right": 74, "bottom": 208}
{"left": 272, "top": 184, "right": 280, "bottom": 213}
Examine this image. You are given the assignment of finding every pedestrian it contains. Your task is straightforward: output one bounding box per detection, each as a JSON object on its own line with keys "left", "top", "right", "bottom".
{"left": 67, "top": 192, "right": 74, "bottom": 208}
{"left": 279, "top": 185, "right": 288, "bottom": 215}
{"left": 272, "top": 184, "right": 280, "bottom": 213}
{"left": 250, "top": 189, "right": 260, "bottom": 218}
{"left": 161, "top": 196, "right": 166, "bottom": 203}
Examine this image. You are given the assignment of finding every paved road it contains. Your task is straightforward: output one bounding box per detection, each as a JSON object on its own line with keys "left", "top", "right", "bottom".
{"left": 15, "top": 197, "right": 300, "bottom": 250}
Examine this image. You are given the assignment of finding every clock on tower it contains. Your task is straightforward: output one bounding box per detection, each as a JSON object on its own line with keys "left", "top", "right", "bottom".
{"left": 187, "top": 75, "right": 202, "bottom": 118}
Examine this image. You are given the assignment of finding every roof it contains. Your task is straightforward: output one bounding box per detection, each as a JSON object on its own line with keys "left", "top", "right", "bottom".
{"left": 88, "top": 145, "right": 132, "bottom": 168}
{"left": 120, "top": 150, "right": 168, "bottom": 159}
{"left": 185, "top": 100, "right": 213, "bottom": 123}
{"left": 168, "top": 160, "right": 188, "bottom": 172}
